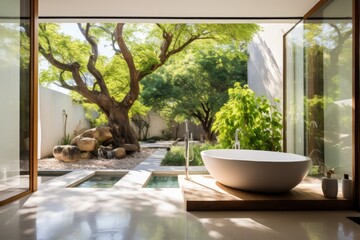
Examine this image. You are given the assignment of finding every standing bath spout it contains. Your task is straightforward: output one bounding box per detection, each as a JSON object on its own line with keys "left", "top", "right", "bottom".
{"left": 234, "top": 129, "right": 241, "bottom": 149}
{"left": 185, "top": 120, "right": 190, "bottom": 179}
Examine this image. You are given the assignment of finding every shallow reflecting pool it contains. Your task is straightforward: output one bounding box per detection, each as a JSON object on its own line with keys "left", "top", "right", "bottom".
{"left": 144, "top": 175, "right": 179, "bottom": 188}
{"left": 70, "top": 174, "right": 126, "bottom": 188}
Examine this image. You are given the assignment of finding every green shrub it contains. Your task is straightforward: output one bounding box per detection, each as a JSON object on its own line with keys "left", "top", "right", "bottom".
{"left": 161, "top": 146, "right": 185, "bottom": 166}
{"left": 212, "top": 83, "right": 282, "bottom": 151}
{"left": 161, "top": 143, "right": 222, "bottom": 166}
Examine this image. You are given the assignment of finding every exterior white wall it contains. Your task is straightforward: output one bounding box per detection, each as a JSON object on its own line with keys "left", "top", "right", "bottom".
{"left": 131, "top": 112, "right": 204, "bottom": 140}
{"left": 0, "top": 7, "right": 20, "bottom": 180}
{"left": 131, "top": 112, "right": 168, "bottom": 140}
{"left": 146, "top": 112, "right": 167, "bottom": 138}
{"left": 247, "top": 23, "right": 294, "bottom": 111}
{"left": 38, "top": 86, "right": 90, "bottom": 158}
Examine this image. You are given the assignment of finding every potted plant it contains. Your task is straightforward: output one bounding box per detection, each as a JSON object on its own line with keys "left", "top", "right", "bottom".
{"left": 321, "top": 168, "right": 338, "bottom": 199}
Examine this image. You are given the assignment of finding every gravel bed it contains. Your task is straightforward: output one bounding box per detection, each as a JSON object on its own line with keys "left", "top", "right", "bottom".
{"left": 38, "top": 148, "right": 156, "bottom": 170}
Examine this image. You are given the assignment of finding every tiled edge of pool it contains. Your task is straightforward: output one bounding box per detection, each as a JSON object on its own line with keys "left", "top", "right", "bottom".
{"left": 39, "top": 170, "right": 95, "bottom": 190}
{"left": 113, "top": 149, "right": 168, "bottom": 189}
{"left": 67, "top": 170, "right": 129, "bottom": 188}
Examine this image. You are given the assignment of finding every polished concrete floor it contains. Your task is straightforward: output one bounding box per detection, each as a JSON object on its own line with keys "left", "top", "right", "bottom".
{"left": 1, "top": 150, "right": 360, "bottom": 240}
{"left": 1, "top": 185, "right": 360, "bottom": 240}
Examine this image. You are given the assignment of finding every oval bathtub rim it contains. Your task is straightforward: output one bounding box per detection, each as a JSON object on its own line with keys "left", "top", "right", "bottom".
{"left": 200, "top": 149, "right": 311, "bottom": 163}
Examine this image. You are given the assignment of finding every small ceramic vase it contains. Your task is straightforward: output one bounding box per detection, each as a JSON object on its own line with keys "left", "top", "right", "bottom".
{"left": 321, "top": 177, "right": 338, "bottom": 199}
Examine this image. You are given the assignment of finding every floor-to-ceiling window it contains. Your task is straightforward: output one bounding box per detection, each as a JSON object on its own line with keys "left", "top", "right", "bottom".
{"left": 285, "top": 21, "right": 305, "bottom": 155}
{"left": 285, "top": 0, "right": 353, "bottom": 180}
{"left": 0, "top": 0, "right": 35, "bottom": 204}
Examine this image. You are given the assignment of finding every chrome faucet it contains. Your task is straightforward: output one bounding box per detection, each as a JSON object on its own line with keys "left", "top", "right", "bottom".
{"left": 234, "top": 128, "right": 241, "bottom": 149}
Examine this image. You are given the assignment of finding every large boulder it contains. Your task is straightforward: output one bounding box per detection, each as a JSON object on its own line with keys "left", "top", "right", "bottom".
{"left": 77, "top": 137, "right": 98, "bottom": 152}
{"left": 61, "top": 146, "right": 81, "bottom": 162}
{"left": 81, "top": 152, "right": 92, "bottom": 160}
{"left": 98, "top": 145, "right": 113, "bottom": 159}
{"left": 53, "top": 145, "right": 81, "bottom": 162}
{"left": 112, "top": 147, "right": 126, "bottom": 159}
{"left": 97, "top": 127, "right": 113, "bottom": 142}
{"left": 78, "top": 127, "right": 112, "bottom": 143}
{"left": 123, "top": 144, "right": 139, "bottom": 152}
{"left": 70, "top": 136, "right": 81, "bottom": 146}
{"left": 53, "top": 145, "right": 65, "bottom": 160}
{"left": 82, "top": 128, "right": 100, "bottom": 139}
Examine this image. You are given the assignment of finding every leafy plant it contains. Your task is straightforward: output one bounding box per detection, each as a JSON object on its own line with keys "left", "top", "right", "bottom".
{"left": 161, "top": 147, "right": 186, "bottom": 166}
{"left": 212, "top": 83, "right": 282, "bottom": 151}
{"left": 161, "top": 144, "right": 222, "bottom": 166}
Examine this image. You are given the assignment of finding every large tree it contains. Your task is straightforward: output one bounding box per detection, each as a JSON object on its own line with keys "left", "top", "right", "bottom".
{"left": 38, "top": 23, "right": 259, "bottom": 150}
{"left": 141, "top": 46, "right": 248, "bottom": 142}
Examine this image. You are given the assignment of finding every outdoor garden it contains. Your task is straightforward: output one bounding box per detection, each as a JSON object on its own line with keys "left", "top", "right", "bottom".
{"left": 37, "top": 22, "right": 283, "bottom": 170}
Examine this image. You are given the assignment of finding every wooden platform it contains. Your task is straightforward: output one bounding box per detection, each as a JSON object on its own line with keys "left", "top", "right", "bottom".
{"left": 179, "top": 175, "right": 353, "bottom": 211}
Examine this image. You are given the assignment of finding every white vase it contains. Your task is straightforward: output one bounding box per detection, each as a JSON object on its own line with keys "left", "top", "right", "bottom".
{"left": 321, "top": 177, "right": 338, "bottom": 199}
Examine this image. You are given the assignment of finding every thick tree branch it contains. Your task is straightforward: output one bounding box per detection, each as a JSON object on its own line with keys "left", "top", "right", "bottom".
{"left": 77, "top": 23, "right": 110, "bottom": 97}
{"left": 91, "top": 24, "right": 121, "bottom": 54}
{"left": 156, "top": 24, "right": 173, "bottom": 63}
{"left": 200, "top": 101, "right": 211, "bottom": 126}
{"left": 138, "top": 36, "right": 199, "bottom": 81}
{"left": 192, "top": 110, "right": 204, "bottom": 123}
{"left": 39, "top": 45, "right": 73, "bottom": 72}
{"left": 39, "top": 32, "right": 98, "bottom": 105}
{"left": 169, "top": 36, "right": 199, "bottom": 56}
{"left": 57, "top": 71, "right": 77, "bottom": 91}
{"left": 115, "top": 23, "right": 140, "bottom": 108}
{"left": 329, "top": 24, "right": 352, "bottom": 52}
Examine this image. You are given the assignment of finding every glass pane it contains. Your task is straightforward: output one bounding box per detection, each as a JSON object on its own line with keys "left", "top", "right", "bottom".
{"left": 304, "top": 0, "right": 352, "bottom": 178}
{"left": 285, "top": 21, "right": 305, "bottom": 155}
{"left": 286, "top": 0, "right": 352, "bottom": 178}
{"left": 0, "top": 0, "right": 31, "bottom": 201}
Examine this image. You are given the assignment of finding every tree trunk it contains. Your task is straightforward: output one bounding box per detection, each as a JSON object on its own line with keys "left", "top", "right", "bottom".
{"left": 201, "top": 123, "right": 214, "bottom": 143}
{"left": 108, "top": 105, "right": 140, "bottom": 151}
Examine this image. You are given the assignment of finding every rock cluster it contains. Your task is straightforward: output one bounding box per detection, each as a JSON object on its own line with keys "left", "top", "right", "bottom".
{"left": 52, "top": 127, "right": 136, "bottom": 162}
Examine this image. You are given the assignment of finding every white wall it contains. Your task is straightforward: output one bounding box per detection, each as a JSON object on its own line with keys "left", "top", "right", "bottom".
{"left": 146, "top": 112, "right": 167, "bottom": 138}
{"left": 131, "top": 112, "right": 205, "bottom": 140}
{"left": 247, "top": 23, "right": 294, "bottom": 111}
{"left": 131, "top": 112, "right": 168, "bottom": 140}
{"left": 0, "top": 2, "right": 20, "bottom": 181}
{"left": 38, "top": 86, "right": 90, "bottom": 158}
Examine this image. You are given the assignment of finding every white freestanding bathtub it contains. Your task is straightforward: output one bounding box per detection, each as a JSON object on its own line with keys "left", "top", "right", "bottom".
{"left": 201, "top": 149, "right": 312, "bottom": 193}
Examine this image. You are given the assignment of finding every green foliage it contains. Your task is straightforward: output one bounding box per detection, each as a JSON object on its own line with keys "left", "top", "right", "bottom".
{"left": 212, "top": 83, "right": 282, "bottom": 151}
{"left": 161, "top": 143, "right": 222, "bottom": 166}
{"left": 161, "top": 147, "right": 186, "bottom": 166}
{"left": 141, "top": 46, "right": 249, "bottom": 135}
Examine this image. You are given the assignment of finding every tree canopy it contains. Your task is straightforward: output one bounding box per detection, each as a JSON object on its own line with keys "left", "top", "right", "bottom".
{"left": 141, "top": 45, "right": 248, "bottom": 141}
